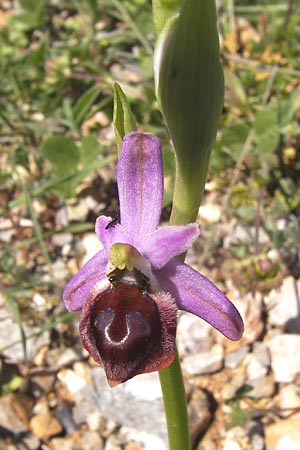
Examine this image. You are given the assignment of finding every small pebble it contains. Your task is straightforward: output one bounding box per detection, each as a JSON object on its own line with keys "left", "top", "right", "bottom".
{"left": 182, "top": 344, "right": 224, "bottom": 375}
{"left": 225, "top": 345, "right": 250, "bottom": 369}
{"left": 267, "top": 334, "right": 300, "bottom": 382}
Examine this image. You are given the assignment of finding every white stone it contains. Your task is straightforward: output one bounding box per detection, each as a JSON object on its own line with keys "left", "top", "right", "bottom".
{"left": 265, "top": 412, "right": 300, "bottom": 449}
{"left": 247, "top": 355, "right": 268, "bottom": 379}
{"left": 56, "top": 206, "right": 69, "bottom": 227}
{"left": 58, "top": 369, "right": 86, "bottom": 393}
{"left": 32, "top": 112, "right": 45, "bottom": 122}
{"left": 177, "top": 312, "right": 214, "bottom": 355}
{"left": 198, "top": 203, "right": 222, "bottom": 223}
{"left": 267, "top": 334, "right": 300, "bottom": 382}
{"left": 182, "top": 344, "right": 224, "bottom": 375}
{"left": 123, "top": 430, "right": 167, "bottom": 450}
{"left": 32, "top": 293, "right": 47, "bottom": 308}
{"left": 85, "top": 410, "right": 103, "bottom": 432}
{"left": 19, "top": 218, "right": 33, "bottom": 227}
{"left": 247, "top": 343, "right": 271, "bottom": 379}
{"left": 0, "top": 219, "right": 14, "bottom": 242}
{"left": 223, "top": 438, "right": 242, "bottom": 450}
{"left": 51, "top": 258, "right": 69, "bottom": 281}
{"left": 81, "top": 233, "right": 103, "bottom": 264}
{"left": 225, "top": 345, "right": 250, "bottom": 369}
{"left": 66, "top": 199, "right": 89, "bottom": 222}
{"left": 247, "top": 376, "right": 275, "bottom": 398}
{"left": 280, "top": 384, "right": 300, "bottom": 410}
{"left": 91, "top": 368, "right": 167, "bottom": 445}
{"left": 124, "top": 372, "right": 162, "bottom": 401}
{"left": 0, "top": 313, "right": 49, "bottom": 363}
{"left": 277, "top": 437, "right": 300, "bottom": 450}
{"left": 52, "top": 232, "right": 73, "bottom": 247}
{"left": 84, "top": 195, "right": 99, "bottom": 210}
{"left": 265, "top": 277, "right": 300, "bottom": 332}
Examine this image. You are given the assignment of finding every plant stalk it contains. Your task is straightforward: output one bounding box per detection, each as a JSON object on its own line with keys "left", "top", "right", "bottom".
{"left": 159, "top": 350, "right": 190, "bottom": 450}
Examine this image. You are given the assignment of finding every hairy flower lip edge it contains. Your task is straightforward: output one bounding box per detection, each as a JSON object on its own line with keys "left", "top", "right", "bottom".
{"left": 79, "top": 277, "right": 178, "bottom": 386}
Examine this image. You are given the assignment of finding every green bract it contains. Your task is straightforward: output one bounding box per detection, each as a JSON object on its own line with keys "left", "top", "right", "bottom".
{"left": 113, "top": 83, "right": 137, "bottom": 155}
{"left": 152, "top": 0, "right": 181, "bottom": 36}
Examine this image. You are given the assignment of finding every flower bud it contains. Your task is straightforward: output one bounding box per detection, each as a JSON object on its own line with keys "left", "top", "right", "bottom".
{"left": 155, "top": 0, "right": 224, "bottom": 223}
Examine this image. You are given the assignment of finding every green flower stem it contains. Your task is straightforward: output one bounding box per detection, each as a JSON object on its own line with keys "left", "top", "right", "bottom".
{"left": 169, "top": 154, "right": 210, "bottom": 226}
{"left": 159, "top": 349, "right": 190, "bottom": 450}
{"left": 158, "top": 160, "right": 206, "bottom": 450}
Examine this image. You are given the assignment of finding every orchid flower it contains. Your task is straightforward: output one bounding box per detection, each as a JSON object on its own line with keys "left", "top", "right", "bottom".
{"left": 63, "top": 132, "right": 243, "bottom": 386}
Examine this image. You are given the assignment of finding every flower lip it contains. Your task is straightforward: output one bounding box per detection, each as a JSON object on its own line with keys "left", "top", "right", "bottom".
{"left": 79, "top": 275, "right": 177, "bottom": 386}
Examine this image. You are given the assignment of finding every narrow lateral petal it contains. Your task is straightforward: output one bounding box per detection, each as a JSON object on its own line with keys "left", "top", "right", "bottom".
{"left": 156, "top": 259, "right": 244, "bottom": 341}
{"left": 95, "top": 216, "right": 134, "bottom": 255}
{"left": 63, "top": 250, "right": 107, "bottom": 312}
{"left": 140, "top": 223, "right": 200, "bottom": 269}
{"left": 117, "top": 132, "right": 164, "bottom": 239}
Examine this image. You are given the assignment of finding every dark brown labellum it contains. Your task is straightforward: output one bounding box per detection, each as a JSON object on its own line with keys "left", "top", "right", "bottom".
{"left": 80, "top": 282, "right": 164, "bottom": 385}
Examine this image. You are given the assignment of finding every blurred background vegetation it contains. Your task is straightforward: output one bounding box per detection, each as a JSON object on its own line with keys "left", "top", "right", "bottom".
{"left": 0, "top": 0, "right": 299, "bottom": 389}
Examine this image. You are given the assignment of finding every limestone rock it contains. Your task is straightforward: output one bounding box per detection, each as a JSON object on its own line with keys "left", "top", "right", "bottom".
{"left": 182, "top": 344, "right": 224, "bottom": 375}
{"left": 265, "top": 413, "right": 300, "bottom": 450}
{"left": 265, "top": 277, "right": 300, "bottom": 332}
{"left": 177, "top": 312, "right": 214, "bottom": 355}
{"left": 267, "top": 334, "right": 300, "bottom": 382}
{"left": 247, "top": 375, "right": 275, "bottom": 398}
{"left": 225, "top": 345, "right": 250, "bottom": 369}
{"left": 30, "top": 411, "right": 63, "bottom": 441}
{"left": 0, "top": 393, "right": 33, "bottom": 435}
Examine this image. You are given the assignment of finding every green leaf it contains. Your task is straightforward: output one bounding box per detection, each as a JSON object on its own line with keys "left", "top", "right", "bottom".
{"left": 52, "top": 179, "right": 78, "bottom": 199}
{"left": 73, "top": 84, "right": 102, "bottom": 125}
{"left": 113, "top": 83, "right": 137, "bottom": 154}
{"left": 45, "top": 154, "right": 116, "bottom": 199}
{"left": 41, "top": 136, "right": 80, "bottom": 175}
{"left": 277, "top": 88, "right": 300, "bottom": 128}
{"left": 254, "top": 110, "right": 280, "bottom": 153}
{"left": 236, "top": 205, "right": 256, "bottom": 223}
{"left": 222, "top": 122, "right": 250, "bottom": 161}
{"left": 17, "top": 0, "right": 45, "bottom": 28}
{"left": 224, "top": 68, "right": 247, "bottom": 107}
{"left": 79, "top": 135, "right": 101, "bottom": 167}
{"left": 1, "top": 376, "right": 23, "bottom": 395}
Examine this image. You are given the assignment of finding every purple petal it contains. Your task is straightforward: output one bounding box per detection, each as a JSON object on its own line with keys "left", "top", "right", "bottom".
{"left": 63, "top": 249, "right": 108, "bottom": 312}
{"left": 156, "top": 259, "right": 244, "bottom": 341}
{"left": 117, "top": 132, "right": 164, "bottom": 240}
{"left": 140, "top": 223, "right": 200, "bottom": 269}
{"left": 95, "top": 216, "right": 134, "bottom": 255}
